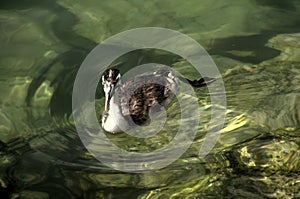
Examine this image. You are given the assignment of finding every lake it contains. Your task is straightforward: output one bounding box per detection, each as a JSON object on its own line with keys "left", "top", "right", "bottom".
{"left": 0, "top": 0, "right": 300, "bottom": 198}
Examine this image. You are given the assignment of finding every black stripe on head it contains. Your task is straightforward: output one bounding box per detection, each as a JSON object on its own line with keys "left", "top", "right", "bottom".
{"left": 102, "top": 69, "right": 120, "bottom": 83}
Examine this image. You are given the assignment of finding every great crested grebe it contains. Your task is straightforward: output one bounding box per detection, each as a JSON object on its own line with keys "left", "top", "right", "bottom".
{"left": 101, "top": 68, "right": 214, "bottom": 133}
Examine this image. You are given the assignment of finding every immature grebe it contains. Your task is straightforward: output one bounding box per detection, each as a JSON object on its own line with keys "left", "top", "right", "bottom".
{"left": 101, "top": 69, "right": 214, "bottom": 133}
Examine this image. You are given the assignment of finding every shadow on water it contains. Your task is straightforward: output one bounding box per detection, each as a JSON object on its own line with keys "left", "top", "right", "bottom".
{"left": 0, "top": 1, "right": 94, "bottom": 198}
{"left": 255, "top": 0, "right": 297, "bottom": 11}
{"left": 1, "top": 0, "right": 97, "bottom": 118}
{"left": 209, "top": 32, "right": 281, "bottom": 64}
{"left": 0, "top": 1, "right": 155, "bottom": 198}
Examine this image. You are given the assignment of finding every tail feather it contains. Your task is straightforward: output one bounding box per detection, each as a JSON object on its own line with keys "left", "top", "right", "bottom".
{"left": 178, "top": 76, "right": 216, "bottom": 87}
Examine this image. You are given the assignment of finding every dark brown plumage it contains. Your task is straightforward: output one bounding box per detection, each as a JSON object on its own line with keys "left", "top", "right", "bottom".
{"left": 114, "top": 71, "right": 177, "bottom": 125}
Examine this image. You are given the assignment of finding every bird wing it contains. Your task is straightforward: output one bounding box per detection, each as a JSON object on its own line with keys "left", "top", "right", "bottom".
{"left": 114, "top": 72, "right": 178, "bottom": 125}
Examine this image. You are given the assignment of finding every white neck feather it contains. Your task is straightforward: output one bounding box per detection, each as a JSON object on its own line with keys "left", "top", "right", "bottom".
{"left": 102, "top": 95, "right": 129, "bottom": 133}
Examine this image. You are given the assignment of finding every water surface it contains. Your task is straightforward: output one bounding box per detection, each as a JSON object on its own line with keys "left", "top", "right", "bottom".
{"left": 0, "top": 0, "right": 300, "bottom": 198}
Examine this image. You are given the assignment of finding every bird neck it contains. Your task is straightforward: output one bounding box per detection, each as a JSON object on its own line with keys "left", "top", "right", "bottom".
{"left": 104, "top": 91, "right": 112, "bottom": 113}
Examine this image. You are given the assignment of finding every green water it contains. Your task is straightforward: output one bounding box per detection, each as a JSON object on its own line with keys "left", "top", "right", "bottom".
{"left": 1, "top": 0, "right": 300, "bottom": 198}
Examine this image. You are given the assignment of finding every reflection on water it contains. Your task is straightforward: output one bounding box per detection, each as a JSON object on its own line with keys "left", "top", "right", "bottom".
{"left": 0, "top": 0, "right": 300, "bottom": 198}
